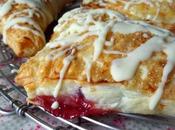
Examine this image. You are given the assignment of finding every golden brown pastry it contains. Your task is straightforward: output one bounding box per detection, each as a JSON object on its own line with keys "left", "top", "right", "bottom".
{"left": 0, "top": 0, "right": 70, "bottom": 57}
{"left": 15, "top": 8, "right": 175, "bottom": 119}
{"left": 83, "top": 0, "right": 175, "bottom": 34}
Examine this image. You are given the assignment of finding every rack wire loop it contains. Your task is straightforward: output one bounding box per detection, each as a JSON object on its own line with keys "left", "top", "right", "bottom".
{"left": 0, "top": 1, "right": 175, "bottom": 130}
{"left": 0, "top": 107, "right": 15, "bottom": 116}
{"left": 0, "top": 1, "right": 122, "bottom": 130}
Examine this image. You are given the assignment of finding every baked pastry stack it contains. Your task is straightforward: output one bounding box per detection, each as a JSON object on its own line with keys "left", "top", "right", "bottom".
{"left": 83, "top": 0, "right": 175, "bottom": 34}
{"left": 15, "top": 6, "right": 175, "bottom": 119}
{"left": 0, "top": 0, "right": 69, "bottom": 57}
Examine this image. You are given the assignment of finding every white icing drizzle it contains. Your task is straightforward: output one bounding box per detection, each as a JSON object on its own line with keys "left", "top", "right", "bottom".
{"left": 103, "top": 50, "right": 126, "bottom": 55}
{"left": 149, "top": 42, "right": 175, "bottom": 110}
{"left": 0, "top": 0, "right": 13, "bottom": 19}
{"left": 84, "top": 0, "right": 125, "bottom": 5}
{"left": 47, "top": 8, "right": 126, "bottom": 84}
{"left": 0, "top": 0, "right": 56, "bottom": 44}
{"left": 93, "top": 21, "right": 114, "bottom": 61}
{"left": 46, "top": 47, "right": 66, "bottom": 61}
{"left": 124, "top": 0, "right": 154, "bottom": 10}
{"left": 13, "top": 24, "right": 42, "bottom": 38}
{"left": 88, "top": 0, "right": 172, "bottom": 22}
{"left": 83, "top": 56, "right": 93, "bottom": 82}
{"left": 48, "top": 8, "right": 175, "bottom": 110}
{"left": 121, "top": 0, "right": 167, "bottom": 22}
{"left": 48, "top": 34, "right": 92, "bottom": 49}
{"left": 110, "top": 32, "right": 175, "bottom": 110}
{"left": 152, "top": 8, "right": 160, "bottom": 21}
{"left": 168, "top": 0, "right": 173, "bottom": 3}
{"left": 51, "top": 101, "right": 59, "bottom": 110}
{"left": 16, "top": 0, "right": 53, "bottom": 20}
{"left": 53, "top": 8, "right": 126, "bottom": 33}
{"left": 140, "top": 65, "right": 148, "bottom": 80}
{"left": 53, "top": 53, "right": 75, "bottom": 98}
{"left": 111, "top": 36, "right": 164, "bottom": 81}
{"left": 112, "top": 21, "right": 170, "bottom": 37}
{"left": 3, "top": 16, "right": 44, "bottom": 43}
{"left": 108, "top": 0, "right": 118, "bottom": 3}
{"left": 105, "top": 37, "right": 114, "bottom": 46}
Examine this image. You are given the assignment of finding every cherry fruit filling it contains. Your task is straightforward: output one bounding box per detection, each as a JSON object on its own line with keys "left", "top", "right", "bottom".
{"left": 33, "top": 93, "right": 111, "bottom": 119}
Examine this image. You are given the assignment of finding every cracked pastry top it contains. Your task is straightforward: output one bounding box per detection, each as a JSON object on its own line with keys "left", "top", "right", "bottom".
{"left": 15, "top": 8, "right": 175, "bottom": 119}
{"left": 83, "top": 0, "right": 175, "bottom": 34}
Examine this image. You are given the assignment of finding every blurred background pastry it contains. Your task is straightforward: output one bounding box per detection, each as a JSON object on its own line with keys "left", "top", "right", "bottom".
{"left": 83, "top": 0, "right": 175, "bottom": 34}
{"left": 0, "top": 0, "right": 71, "bottom": 57}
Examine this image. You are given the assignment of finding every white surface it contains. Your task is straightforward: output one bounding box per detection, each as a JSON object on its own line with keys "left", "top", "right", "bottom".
{"left": 0, "top": 1, "right": 175, "bottom": 129}
{"left": 0, "top": 115, "right": 45, "bottom": 130}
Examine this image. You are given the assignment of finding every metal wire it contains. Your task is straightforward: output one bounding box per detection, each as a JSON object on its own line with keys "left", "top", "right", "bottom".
{"left": 1, "top": 39, "right": 175, "bottom": 130}
{"left": 0, "top": 1, "right": 122, "bottom": 130}
{"left": 0, "top": 1, "right": 175, "bottom": 130}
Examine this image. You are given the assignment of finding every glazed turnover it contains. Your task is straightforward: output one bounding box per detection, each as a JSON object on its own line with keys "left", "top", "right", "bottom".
{"left": 16, "top": 8, "right": 175, "bottom": 119}
{"left": 0, "top": 0, "right": 69, "bottom": 57}
{"left": 83, "top": 0, "right": 175, "bottom": 34}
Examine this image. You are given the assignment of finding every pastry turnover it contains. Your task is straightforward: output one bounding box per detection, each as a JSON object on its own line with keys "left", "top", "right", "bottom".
{"left": 0, "top": 0, "right": 69, "bottom": 57}
{"left": 83, "top": 0, "right": 175, "bottom": 34}
{"left": 15, "top": 8, "right": 175, "bottom": 119}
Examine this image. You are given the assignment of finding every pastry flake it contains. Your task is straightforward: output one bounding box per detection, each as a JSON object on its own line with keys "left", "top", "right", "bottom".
{"left": 0, "top": 0, "right": 69, "bottom": 57}
{"left": 15, "top": 8, "right": 175, "bottom": 119}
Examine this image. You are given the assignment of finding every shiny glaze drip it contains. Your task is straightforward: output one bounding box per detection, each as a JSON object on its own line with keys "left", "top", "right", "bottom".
{"left": 47, "top": 8, "right": 126, "bottom": 84}
{"left": 0, "top": 0, "right": 57, "bottom": 43}
{"left": 84, "top": 0, "right": 174, "bottom": 22}
{"left": 53, "top": 54, "right": 75, "bottom": 98}
{"left": 46, "top": 8, "right": 175, "bottom": 110}
{"left": 149, "top": 42, "right": 175, "bottom": 110}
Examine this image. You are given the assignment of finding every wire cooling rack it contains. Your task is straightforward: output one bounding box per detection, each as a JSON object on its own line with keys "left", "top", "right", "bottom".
{"left": 1, "top": 38, "right": 175, "bottom": 130}
{"left": 1, "top": 1, "right": 175, "bottom": 130}
{"left": 1, "top": 41, "right": 175, "bottom": 130}
{"left": 0, "top": 38, "right": 124, "bottom": 130}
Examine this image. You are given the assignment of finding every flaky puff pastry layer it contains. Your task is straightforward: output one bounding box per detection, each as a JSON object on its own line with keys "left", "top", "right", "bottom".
{"left": 83, "top": 0, "right": 175, "bottom": 34}
{"left": 15, "top": 8, "right": 175, "bottom": 115}
{"left": 0, "top": 0, "right": 70, "bottom": 57}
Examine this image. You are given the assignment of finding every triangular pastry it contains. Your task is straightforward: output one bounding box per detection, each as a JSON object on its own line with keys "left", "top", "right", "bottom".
{"left": 15, "top": 8, "right": 175, "bottom": 119}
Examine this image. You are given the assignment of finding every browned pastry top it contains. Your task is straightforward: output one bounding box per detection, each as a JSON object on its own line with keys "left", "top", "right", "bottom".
{"left": 15, "top": 8, "right": 175, "bottom": 112}
{"left": 83, "top": 0, "right": 175, "bottom": 33}
{"left": 0, "top": 0, "right": 67, "bottom": 57}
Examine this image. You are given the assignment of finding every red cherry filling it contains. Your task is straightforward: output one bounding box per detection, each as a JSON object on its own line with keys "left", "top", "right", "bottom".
{"left": 33, "top": 93, "right": 111, "bottom": 119}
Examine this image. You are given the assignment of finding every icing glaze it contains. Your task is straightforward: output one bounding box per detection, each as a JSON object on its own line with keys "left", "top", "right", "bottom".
{"left": 111, "top": 36, "right": 164, "bottom": 82}
{"left": 51, "top": 101, "right": 59, "bottom": 110}
{"left": 0, "top": 0, "right": 57, "bottom": 43}
{"left": 47, "top": 9, "right": 127, "bottom": 94}
{"left": 84, "top": 0, "right": 175, "bottom": 23}
{"left": 0, "top": 0, "right": 13, "bottom": 19}
{"left": 53, "top": 54, "right": 75, "bottom": 98}
{"left": 83, "top": 55, "right": 93, "bottom": 82}
{"left": 149, "top": 42, "right": 175, "bottom": 110}
{"left": 46, "top": 8, "right": 175, "bottom": 110}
